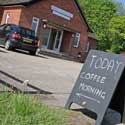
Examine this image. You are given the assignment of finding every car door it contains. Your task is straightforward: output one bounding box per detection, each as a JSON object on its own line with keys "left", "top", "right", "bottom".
{"left": 0, "top": 24, "right": 7, "bottom": 45}
{"left": 4, "top": 25, "right": 11, "bottom": 42}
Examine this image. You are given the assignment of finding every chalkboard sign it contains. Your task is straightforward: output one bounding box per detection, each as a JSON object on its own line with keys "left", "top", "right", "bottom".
{"left": 65, "top": 50, "right": 125, "bottom": 125}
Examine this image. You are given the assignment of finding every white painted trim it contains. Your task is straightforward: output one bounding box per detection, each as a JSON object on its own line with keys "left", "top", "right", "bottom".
{"left": 73, "top": 33, "right": 80, "bottom": 48}
{"left": 53, "top": 30, "right": 63, "bottom": 52}
{"left": 5, "top": 13, "right": 10, "bottom": 24}
{"left": 46, "top": 28, "right": 52, "bottom": 48}
{"left": 31, "top": 17, "right": 39, "bottom": 34}
{"left": 52, "top": 11, "right": 71, "bottom": 20}
{"left": 42, "top": 28, "right": 52, "bottom": 49}
{"left": 51, "top": 5, "right": 73, "bottom": 20}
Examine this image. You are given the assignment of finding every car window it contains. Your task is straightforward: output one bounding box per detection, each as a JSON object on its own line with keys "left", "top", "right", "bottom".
{"left": 19, "top": 27, "right": 35, "bottom": 37}
{"left": 4, "top": 25, "right": 11, "bottom": 31}
{"left": 19, "top": 28, "right": 25, "bottom": 35}
{"left": 0, "top": 24, "right": 6, "bottom": 30}
{"left": 26, "top": 29, "right": 35, "bottom": 37}
{"left": 11, "top": 25, "right": 17, "bottom": 31}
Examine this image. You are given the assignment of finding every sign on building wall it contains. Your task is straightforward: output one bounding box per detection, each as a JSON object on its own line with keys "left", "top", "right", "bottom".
{"left": 51, "top": 5, "right": 73, "bottom": 20}
{"left": 65, "top": 50, "right": 125, "bottom": 125}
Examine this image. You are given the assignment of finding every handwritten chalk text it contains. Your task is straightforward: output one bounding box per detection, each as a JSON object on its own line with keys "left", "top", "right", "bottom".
{"left": 90, "top": 55, "right": 123, "bottom": 73}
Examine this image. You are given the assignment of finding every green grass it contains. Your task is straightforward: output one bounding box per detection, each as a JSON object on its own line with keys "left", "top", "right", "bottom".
{"left": 0, "top": 93, "right": 68, "bottom": 125}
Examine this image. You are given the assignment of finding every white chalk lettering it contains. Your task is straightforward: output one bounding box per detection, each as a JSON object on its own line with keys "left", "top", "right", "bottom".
{"left": 90, "top": 55, "right": 97, "bottom": 68}
{"left": 100, "top": 77, "right": 106, "bottom": 84}
{"left": 80, "top": 72, "right": 106, "bottom": 84}
{"left": 115, "top": 61, "right": 123, "bottom": 74}
{"left": 107, "top": 59, "right": 114, "bottom": 72}
{"left": 79, "top": 83, "right": 106, "bottom": 100}
{"left": 101, "top": 58, "right": 109, "bottom": 69}
{"left": 89, "top": 55, "right": 123, "bottom": 73}
{"left": 95, "top": 58, "right": 103, "bottom": 69}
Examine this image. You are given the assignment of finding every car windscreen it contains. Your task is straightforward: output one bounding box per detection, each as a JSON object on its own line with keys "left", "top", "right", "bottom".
{"left": 19, "top": 27, "right": 36, "bottom": 38}
{"left": 11, "top": 25, "right": 20, "bottom": 32}
{"left": 0, "top": 24, "right": 6, "bottom": 30}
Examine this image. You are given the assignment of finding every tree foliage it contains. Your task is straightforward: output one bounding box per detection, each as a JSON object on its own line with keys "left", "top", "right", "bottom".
{"left": 78, "top": 0, "right": 117, "bottom": 51}
{"left": 108, "top": 16, "right": 125, "bottom": 53}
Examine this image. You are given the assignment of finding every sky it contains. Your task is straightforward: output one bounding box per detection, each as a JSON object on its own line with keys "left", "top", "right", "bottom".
{"left": 115, "top": 0, "right": 125, "bottom": 7}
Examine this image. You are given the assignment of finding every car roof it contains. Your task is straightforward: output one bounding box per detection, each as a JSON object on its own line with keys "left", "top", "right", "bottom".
{"left": 4, "top": 24, "right": 34, "bottom": 31}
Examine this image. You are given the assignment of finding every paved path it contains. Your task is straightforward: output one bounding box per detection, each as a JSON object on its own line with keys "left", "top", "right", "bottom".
{"left": 0, "top": 47, "right": 82, "bottom": 106}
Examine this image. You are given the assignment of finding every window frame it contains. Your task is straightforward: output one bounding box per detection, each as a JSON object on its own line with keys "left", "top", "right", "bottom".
{"left": 73, "top": 33, "right": 80, "bottom": 48}
{"left": 4, "top": 25, "right": 11, "bottom": 32}
{"left": 31, "top": 17, "right": 39, "bottom": 34}
{"left": 0, "top": 24, "right": 6, "bottom": 30}
{"left": 5, "top": 13, "right": 10, "bottom": 24}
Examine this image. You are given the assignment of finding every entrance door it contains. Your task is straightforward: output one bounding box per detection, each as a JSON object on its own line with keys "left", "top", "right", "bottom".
{"left": 42, "top": 28, "right": 51, "bottom": 49}
{"left": 53, "top": 30, "right": 63, "bottom": 52}
{"left": 48, "top": 29, "right": 57, "bottom": 50}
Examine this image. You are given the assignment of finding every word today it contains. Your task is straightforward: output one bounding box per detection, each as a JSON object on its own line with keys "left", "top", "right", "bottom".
{"left": 90, "top": 55, "right": 123, "bottom": 74}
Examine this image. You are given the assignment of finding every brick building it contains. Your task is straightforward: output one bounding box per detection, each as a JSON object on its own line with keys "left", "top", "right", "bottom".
{"left": 0, "top": 0, "right": 96, "bottom": 62}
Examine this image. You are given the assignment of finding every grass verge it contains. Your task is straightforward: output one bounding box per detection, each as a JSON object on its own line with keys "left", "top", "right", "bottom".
{"left": 0, "top": 93, "right": 68, "bottom": 125}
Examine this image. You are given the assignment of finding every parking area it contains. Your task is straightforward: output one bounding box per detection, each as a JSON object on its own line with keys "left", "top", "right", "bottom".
{"left": 0, "top": 47, "right": 82, "bottom": 107}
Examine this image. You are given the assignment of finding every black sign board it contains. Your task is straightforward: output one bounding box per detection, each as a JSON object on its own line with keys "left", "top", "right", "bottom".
{"left": 65, "top": 50, "right": 125, "bottom": 125}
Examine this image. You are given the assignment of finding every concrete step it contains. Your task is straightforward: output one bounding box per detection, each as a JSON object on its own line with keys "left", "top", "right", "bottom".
{"left": 39, "top": 49, "right": 74, "bottom": 61}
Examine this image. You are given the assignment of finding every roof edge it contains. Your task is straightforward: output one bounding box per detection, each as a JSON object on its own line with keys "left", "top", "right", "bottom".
{"left": 74, "top": 0, "right": 93, "bottom": 33}
{"left": 0, "top": 0, "right": 38, "bottom": 6}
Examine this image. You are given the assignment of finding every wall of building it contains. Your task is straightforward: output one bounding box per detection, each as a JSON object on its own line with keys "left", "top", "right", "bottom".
{"left": 1, "top": 6, "right": 22, "bottom": 25}
{"left": 0, "top": 0, "right": 96, "bottom": 62}
{"left": 82, "top": 37, "right": 96, "bottom": 62}
{"left": 88, "top": 37, "right": 96, "bottom": 50}
{"left": 19, "top": 0, "right": 89, "bottom": 61}
{"left": 0, "top": 7, "right": 3, "bottom": 23}
{"left": 60, "top": 31, "right": 73, "bottom": 53}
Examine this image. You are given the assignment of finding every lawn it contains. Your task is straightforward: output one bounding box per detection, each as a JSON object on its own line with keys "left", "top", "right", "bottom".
{"left": 0, "top": 93, "right": 69, "bottom": 125}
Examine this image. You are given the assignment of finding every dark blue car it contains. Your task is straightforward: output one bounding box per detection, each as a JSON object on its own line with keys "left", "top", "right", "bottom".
{"left": 0, "top": 24, "right": 38, "bottom": 55}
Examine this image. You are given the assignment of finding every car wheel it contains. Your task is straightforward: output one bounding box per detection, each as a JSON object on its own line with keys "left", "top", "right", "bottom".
{"left": 5, "top": 40, "right": 12, "bottom": 50}
{"left": 29, "top": 51, "right": 36, "bottom": 55}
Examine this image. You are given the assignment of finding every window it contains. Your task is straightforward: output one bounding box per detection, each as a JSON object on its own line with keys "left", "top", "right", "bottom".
{"left": 18, "top": 27, "right": 35, "bottom": 37}
{"left": 31, "top": 17, "right": 39, "bottom": 34}
{"left": 0, "top": 24, "right": 6, "bottom": 30}
{"left": 5, "top": 13, "right": 10, "bottom": 24}
{"left": 5, "top": 25, "right": 11, "bottom": 32}
{"left": 73, "top": 33, "right": 80, "bottom": 48}
{"left": 26, "top": 29, "right": 35, "bottom": 37}
{"left": 85, "top": 41, "right": 90, "bottom": 52}
{"left": 42, "top": 28, "right": 51, "bottom": 47}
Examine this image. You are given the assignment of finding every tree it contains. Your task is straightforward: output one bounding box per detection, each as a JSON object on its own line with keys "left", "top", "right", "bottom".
{"left": 108, "top": 16, "right": 125, "bottom": 53}
{"left": 114, "top": 1, "right": 125, "bottom": 16}
{"left": 78, "top": 0, "right": 116, "bottom": 51}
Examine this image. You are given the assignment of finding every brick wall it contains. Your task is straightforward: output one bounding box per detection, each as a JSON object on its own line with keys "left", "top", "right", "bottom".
{"left": 82, "top": 37, "right": 96, "bottom": 62}
{"left": 19, "top": 0, "right": 89, "bottom": 61}
{"left": 88, "top": 37, "right": 96, "bottom": 50}
{"left": 61, "top": 31, "right": 73, "bottom": 53}
{"left": 1, "top": 7, "right": 22, "bottom": 25}
{"left": 0, "top": 7, "right": 3, "bottom": 23}
{"left": 0, "top": 0, "right": 96, "bottom": 62}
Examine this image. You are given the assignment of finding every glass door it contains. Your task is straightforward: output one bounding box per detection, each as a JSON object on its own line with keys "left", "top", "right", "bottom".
{"left": 53, "top": 30, "right": 63, "bottom": 52}
{"left": 42, "top": 28, "right": 51, "bottom": 49}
